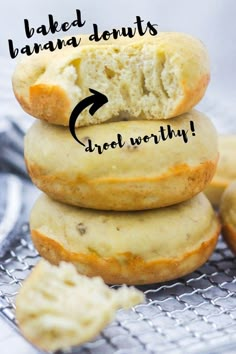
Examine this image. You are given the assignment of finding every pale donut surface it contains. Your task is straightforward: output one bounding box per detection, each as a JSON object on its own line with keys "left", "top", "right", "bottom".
{"left": 220, "top": 181, "right": 236, "bottom": 254}
{"left": 24, "top": 110, "right": 218, "bottom": 211}
{"left": 205, "top": 135, "right": 236, "bottom": 206}
{"left": 30, "top": 193, "right": 220, "bottom": 285}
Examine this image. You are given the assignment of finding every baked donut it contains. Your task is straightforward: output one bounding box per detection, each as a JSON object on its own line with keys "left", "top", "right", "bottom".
{"left": 220, "top": 181, "right": 236, "bottom": 254}
{"left": 13, "top": 32, "right": 210, "bottom": 126}
{"left": 16, "top": 260, "right": 143, "bottom": 351}
{"left": 30, "top": 193, "right": 220, "bottom": 285}
{"left": 205, "top": 135, "right": 236, "bottom": 206}
{"left": 24, "top": 110, "right": 218, "bottom": 211}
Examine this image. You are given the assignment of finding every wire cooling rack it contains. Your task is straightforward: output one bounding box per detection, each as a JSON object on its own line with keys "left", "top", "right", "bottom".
{"left": 0, "top": 224, "right": 236, "bottom": 354}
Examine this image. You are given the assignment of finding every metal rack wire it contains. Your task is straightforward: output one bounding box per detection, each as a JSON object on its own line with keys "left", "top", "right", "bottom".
{"left": 0, "top": 224, "right": 236, "bottom": 354}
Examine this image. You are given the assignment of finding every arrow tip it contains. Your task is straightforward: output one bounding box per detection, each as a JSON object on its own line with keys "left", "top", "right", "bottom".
{"left": 88, "top": 88, "right": 108, "bottom": 116}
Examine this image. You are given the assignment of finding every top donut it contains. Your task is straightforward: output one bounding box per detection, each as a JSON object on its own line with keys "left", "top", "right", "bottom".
{"left": 12, "top": 32, "right": 210, "bottom": 127}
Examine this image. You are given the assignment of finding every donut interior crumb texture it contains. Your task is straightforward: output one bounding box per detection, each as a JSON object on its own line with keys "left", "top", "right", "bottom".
{"left": 15, "top": 260, "right": 144, "bottom": 352}
{"left": 12, "top": 32, "right": 210, "bottom": 126}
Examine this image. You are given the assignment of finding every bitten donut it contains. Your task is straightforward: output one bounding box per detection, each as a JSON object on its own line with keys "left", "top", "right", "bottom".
{"left": 16, "top": 260, "right": 143, "bottom": 351}
{"left": 205, "top": 135, "right": 236, "bottom": 206}
{"left": 30, "top": 193, "right": 220, "bottom": 285}
{"left": 220, "top": 181, "right": 236, "bottom": 254}
{"left": 13, "top": 32, "right": 210, "bottom": 126}
{"left": 24, "top": 110, "right": 218, "bottom": 211}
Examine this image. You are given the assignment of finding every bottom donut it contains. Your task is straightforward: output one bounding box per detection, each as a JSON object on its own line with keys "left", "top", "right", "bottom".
{"left": 30, "top": 193, "right": 220, "bottom": 285}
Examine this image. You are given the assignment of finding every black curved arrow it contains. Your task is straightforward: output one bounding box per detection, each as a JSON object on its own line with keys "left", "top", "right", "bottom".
{"left": 69, "top": 88, "right": 108, "bottom": 145}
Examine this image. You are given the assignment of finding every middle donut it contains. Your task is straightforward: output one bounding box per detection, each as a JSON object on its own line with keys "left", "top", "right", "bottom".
{"left": 24, "top": 110, "right": 218, "bottom": 211}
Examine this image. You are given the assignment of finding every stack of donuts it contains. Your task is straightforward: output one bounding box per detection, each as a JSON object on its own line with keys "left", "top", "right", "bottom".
{"left": 13, "top": 32, "right": 221, "bottom": 284}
